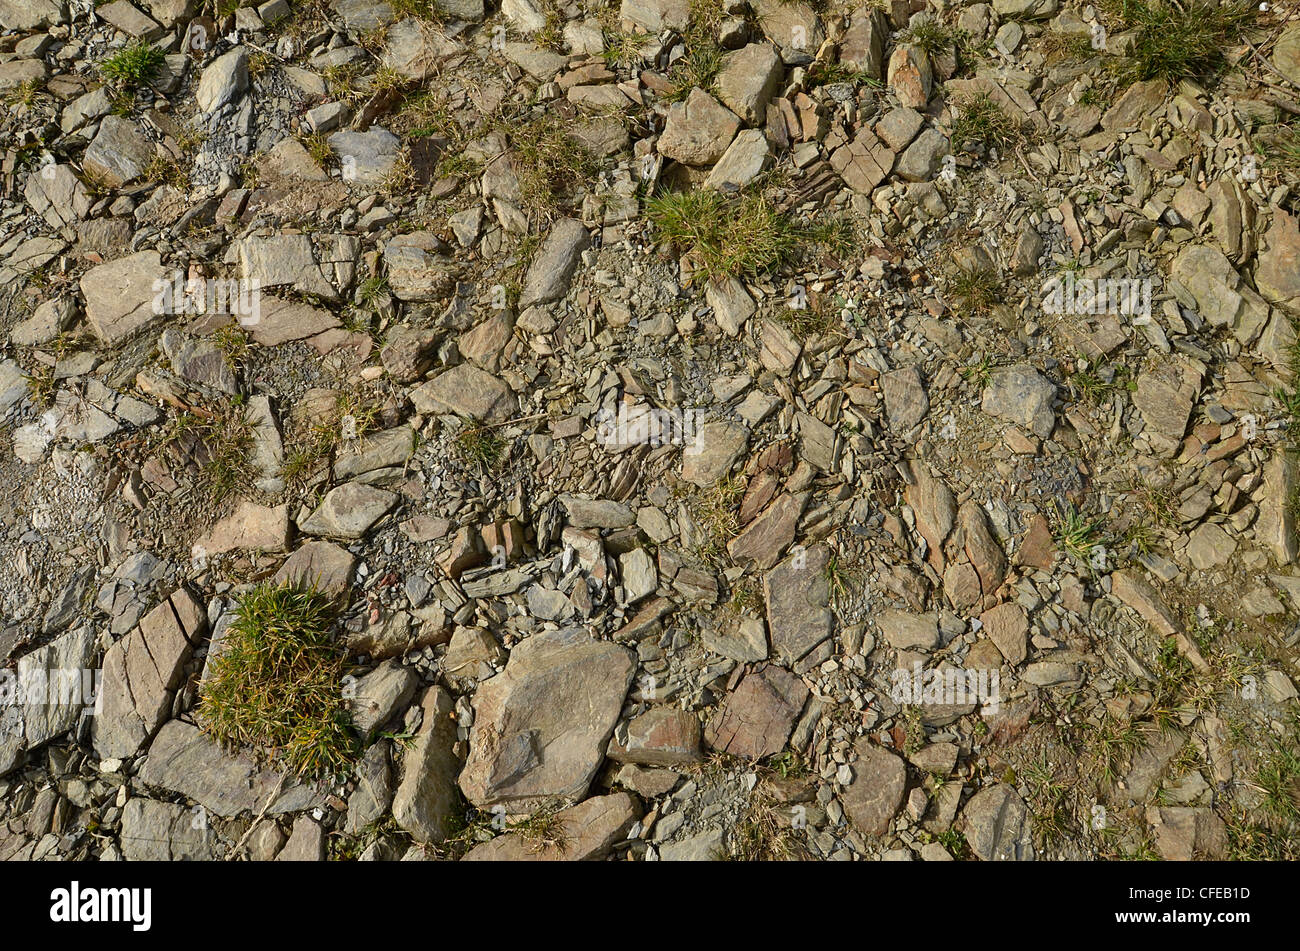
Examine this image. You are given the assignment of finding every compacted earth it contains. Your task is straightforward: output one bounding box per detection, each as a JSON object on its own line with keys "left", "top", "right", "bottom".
{"left": 0, "top": 0, "right": 1297, "bottom": 862}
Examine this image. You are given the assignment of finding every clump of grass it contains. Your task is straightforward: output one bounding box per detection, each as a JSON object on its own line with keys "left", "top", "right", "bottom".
{"left": 960, "top": 353, "right": 993, "bottom": 387}
{"left": 391, "top": 0, "right": 446, "bottom": 21}
{"left": 282, "top": 392, "right": 381, "bottom": 485}
{"left": 1085, "top": 713, "right": 1146, "bottom": 785}
{"left": 1050, "top": 500, "right": 1105, "bottom": 562}
{"left": 144, "top": 153, "right": 189, "bottom": 190}
{"left": 602, "top": 32, "right": 648, "bottom": 69}
{"left": 903, "top": 17, "right": 959, "bottom": 54}
{"left": 647, "top": 188, "right": 843, "bottom": 281}
{"left": 198, "top": 583, "right": 357, "bottom": 779}
{"left": 509, "top": 115, "right": 599, "bottom": 222}
{"left": 100, "top": 39, "right": 166, "bottom": 91}
{"left": 1097, "top": 0, "right": 1256, "bottom": 82}
{"left": 152, "top": 402, "right": 255, "bottom": 505}
{"left": 301, "top": 132, "right": 334, "bottom": 170}
{"left": 5, "top": 77, "right": 43, "bottom": 107}
{"left": 805, "top": 59, "right": 881, "bottom": 89}
{"left": 453, "top": 420, "right": 507, "bottom": 472}
{"left": 510, "top": 803, "right": 569, "bottom": 853}
{"left": 665, "top": 42, "right": 725, "bottom": 101}
{"left": 943, "top": 262, "right": 1003, "bottom": 313}
{"left": 1067, "top": 358, "right": 1129, "bottom": 403}
{"left": 950, "top": 93, "right": 1022, "bottom": 155}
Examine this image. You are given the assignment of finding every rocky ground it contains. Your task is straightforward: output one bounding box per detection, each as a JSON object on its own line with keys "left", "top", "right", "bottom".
{"left": 0, "top": 0, "right": 1298, "bottom": 862}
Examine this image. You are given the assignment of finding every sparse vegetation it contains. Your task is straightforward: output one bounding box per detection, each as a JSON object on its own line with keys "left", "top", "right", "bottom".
{"left": 198, "top": 583, "right": 356, "bottom": 779}
{"left": 950, "top": 93, "right": 1023, "bottom": 155}
{"left": 100, "top": 39, "right": 166, "bottom": 92}
{"left": 1096, "top": 0, "right": 1255, "bottom": 82}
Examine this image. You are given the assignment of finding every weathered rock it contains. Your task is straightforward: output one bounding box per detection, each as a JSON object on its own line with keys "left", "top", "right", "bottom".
{"left": 81, "top": 116, "right": 155, "bottom": 186}
{"left": 392, "top": 686, "right": 461, "bottom": 844}
{"left": 196, "top": 46, "right": 248, "bottom": 113}
{"left": 715, "top": 43, "right": 783, "bottom": 125}
{"left": 764, "top": 543, "right": 833, "bottom": 664}
{"left": 299, "top": 483, "right": 397, "bottom": 539}
{"left": 658, "top": 88, "right": 741, "bottom": 166}
{"left": 608, "top": 707, "right": 702, "bottom": 766}
{"left": 520, "top": 218, "right": 589, "bottom": 308}
{"left": 94, "top": 589, "right": 207, "bottom": 760}
{"left": 841, "top": 740, "right": 906, "bottom": 835}
{"left": 460, "top": 628, "right": 635, "bottom": 809}
{"left": 80, "top": 250, "right": 167, "bottom": 345}
{"left": 462, "top": 792, "right": 640, "bottom": 860}
{"left": 410, "top": 363, "right": 516, "bottom": 422}
{"left": 704, "top": 664, "right": 808, "bottom": 759}
{"left": 981, "top": 364, "right": 1056, "bottom": 439}
{"left": 961, "top": 783, "right": 1034, "bottom": 860}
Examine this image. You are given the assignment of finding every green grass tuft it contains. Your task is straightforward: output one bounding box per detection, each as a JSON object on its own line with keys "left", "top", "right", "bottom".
{"left": 198, "top": 583, "right": 357, "bottom": 780}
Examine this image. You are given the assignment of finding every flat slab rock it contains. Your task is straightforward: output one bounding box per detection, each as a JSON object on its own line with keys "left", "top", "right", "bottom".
{"left": 840, "top": 739, "right": 907, "bottom": 836}
{"left": 136, "top": 720, "right": 324, "bottom": 818}
{"left": 960, "top": 783, "right": 1035, "bottom": 860}
{"left": 459, "top": 627, "right": 636, "bottom": 810}
{"left": 704, "top": 664, "right": 808, "bottom": 759}
{"left": 94, "top": 588, "right": 208, "bottom": 761}
{"left": 461, "top": 792, "right": 641, "bottom": 860}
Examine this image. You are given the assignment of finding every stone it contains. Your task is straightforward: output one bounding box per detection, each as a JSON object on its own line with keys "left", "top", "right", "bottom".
{"left": 120, "top": 799, "right": 224, "bottom": 861}
{"left": 299, "top": 483, "right": 398, "bottom": 539}
{"left": 961, "top": 783, "right": 1034, "bottom": 860}
{"left": 94, "top": 589, "right": 207, "bottom": 760}
{"left": 392, "top": 686, "right": 461, "bottom": 844}
{"left": 0, "top": 625, "right": 96, "bottom": 776}
{"left": 879, "top": 609, "right": 940, "bottom": 650}
{"left": 841, "top": 740, "right": 906, "bottom": 835}
{"left": 703, "top": 129, "right": 771, "bottom": 190}
{"left": 459, "top": 627, "right": 635, "bottom": 809}
{"left": 520, "top": 218, "right": 589, "bottom": 308}
{"left": 830, "top": 127, "right": 895, "bottom": 193}
{"left": 840, "top": 7, "right": 887, "bottom": 79}
{"left": 620, "top": 0, "right": 689, "bottom": 32}
{"left": 137, "top": 720, "right": 321, "bottom": 817}
{"left": 1256, "top": 208, "right": 1300, "bottom": 312}
{"left": 383, "top": 232, "right": 455, "bottom": 302}
{"left": 1132, "top": 356, "right": 1201, "bottom": 455}
{"left": 658, "top": 88, "right": 741, "bottom": 166}
{"left": 82, "top": 116, "right": 155, "bottom": 187}
{"left": 329, "top": 128, "right": 401, "bottom": 186}
{"left": 80, "top": 250, "right": 167, "bottom": 345}
{"left": 715, "top": 43, "right": 783, "bottom": 125}
{"left": 0, "top": 0, "right": 67, "bottom": 31}
{"left": 345, "top": 741, "right": 393, "bottom": 833}
{"left": 881, "top": 365, "right": 929, "bottom": 430}
{"left": 198, "top": 502, "right": 291, "bottom": 554}
{"left": 608, "top": 707, "right": 702, "bottom": 766}
{"left": 980, "top": 602, "right": 1028, "bottom": 665}
{"left": 681, "top": 420, "right": 747, "bottom": 486}
{"left": 752, "top": 0, "right": 823, "bottom": 64}
{"left": 704, "top": 664, "right": 808, "bottom": 759}
{"left": 763, "top": 543, "right": 833, "bottom": 665}
{"left": 895, "top": 127, "right": 949, "bottom": 181}
{"left": 705, "top": 276, "right": 755, "bottom": 335}
{"left": 982, "top": 364, "right": 1056, "bottom": 438}
{"left": 728, "top": 492, "right": 804, "bottom": 569}
{"left": 410, "top": 363, "right": 516, "bottom": 422}
{"left": 348, "top": 660, "right": 419, "bottom": 735}
{"left": 11, "top": 298, "right": 76, "bottom": 348}
{"left": 1147, "top": 806, "right": 1227, "bottom": 860}
{"left": 560, "top": 495, "right": 635, "bottom": 529}
{"left": 196, "top": 47, "right": 248, "bottom": 113}
{"left": 463, "top": 793, "right": 640, "bottom": 860}
{"left": 277, "top": 816, "right": 326, "bottom": 861}
{"left": 887, "top": 44, "right": 932, "bottom": 108}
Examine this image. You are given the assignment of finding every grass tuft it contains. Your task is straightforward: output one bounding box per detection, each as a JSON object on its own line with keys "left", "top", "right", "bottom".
{"left": 100, "top": 39, "right": 166, "bottom": 91}
{"left": 1097, "top": 0, "right": 1256, "bottom": 82}
{"left": 198, "top": 582, "right": 357, "bottom": 779}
